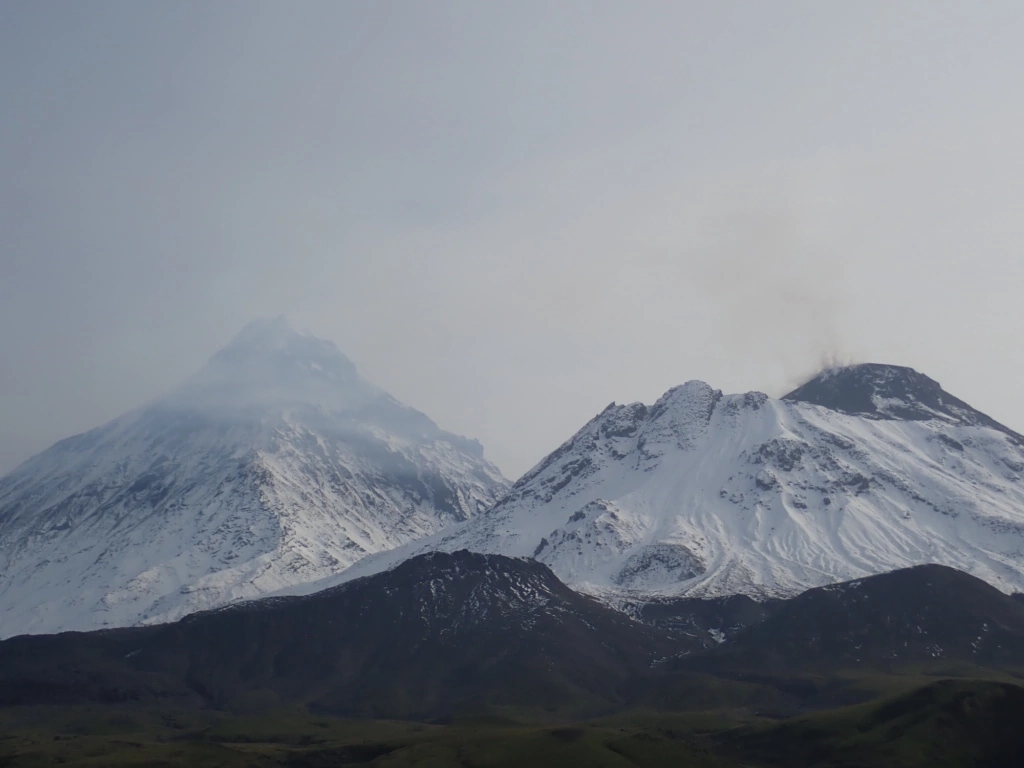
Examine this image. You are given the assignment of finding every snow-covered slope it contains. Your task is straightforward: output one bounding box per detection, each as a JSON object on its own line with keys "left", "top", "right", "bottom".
{"left": 0, "top": 317, "right": 507, "bottom": 637}
{"left": 315, "top": 364, "right": 1024, "bottom": 602}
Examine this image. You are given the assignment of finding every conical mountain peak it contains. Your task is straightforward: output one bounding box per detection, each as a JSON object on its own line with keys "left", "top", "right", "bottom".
{"left": 171, "top": 318, "right": 373, "bottom": 412}
{"left": 783, "top": 363, "right": 938, "bottom": 417}
{"left": 225, "top": 315, "right": 299, "bottom": 348}
{"left": 212, "top": 316, "right": 358, "bottom": 377}
{"left": 783, "top": 363, "right": 1020, "bottom": 438}
{"left": 0, "top": 319, "right": 508, "bottom": 637}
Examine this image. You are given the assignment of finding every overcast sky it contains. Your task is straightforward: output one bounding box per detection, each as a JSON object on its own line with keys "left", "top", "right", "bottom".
{"left": 3, "top": 1, "right": 1024, "bottom": 479}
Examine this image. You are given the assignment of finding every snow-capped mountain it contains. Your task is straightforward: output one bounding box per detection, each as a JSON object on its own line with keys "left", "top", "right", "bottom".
{"left": 0, "top": 317, "right": 507, "bottom": 638}
{"left": 318, "top": 364, "right": 1024, "bottom": 602}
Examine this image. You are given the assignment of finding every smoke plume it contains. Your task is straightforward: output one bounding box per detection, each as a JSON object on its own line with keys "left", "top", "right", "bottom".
{"left": 688, "top": 210, "right": 856, "bottom": 392}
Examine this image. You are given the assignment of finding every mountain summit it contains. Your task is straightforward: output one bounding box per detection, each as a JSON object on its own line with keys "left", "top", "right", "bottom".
{"left": 170, "top": 317, "right": 376, "bottom": 413}
{"left": 784, "top": 363, "right": 1023, "bottom": 439}
{"left": 323, "top": 366, "right": 1024, "bottom": 602}
{"left": 0, "top": 319, "right": 508, "bottom": 638}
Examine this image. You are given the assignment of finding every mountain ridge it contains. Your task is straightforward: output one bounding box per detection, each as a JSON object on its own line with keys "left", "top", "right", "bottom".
{"left": 0, "top": 550, "right": 678, "bottom": 718}
{"left": 697, "top": 563, "right": 1024, "bottom": 671}
{"left": 304, "top": 363, "right": 1024, "bottom": 602}
{"left": 3, "top": 555, "right": 1024, "bottom": 719}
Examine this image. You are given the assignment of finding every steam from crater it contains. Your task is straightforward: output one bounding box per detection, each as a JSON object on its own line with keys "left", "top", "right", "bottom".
{"left": 689, "top": 210, "right": 857, "bottom": 392}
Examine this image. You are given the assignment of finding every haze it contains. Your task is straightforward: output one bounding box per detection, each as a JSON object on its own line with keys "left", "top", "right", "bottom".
{"left": 3, "top": 1, "right": 1024, "bottom": 480}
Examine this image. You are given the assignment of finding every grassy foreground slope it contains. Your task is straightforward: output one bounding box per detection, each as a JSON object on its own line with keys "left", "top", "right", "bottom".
{"left": 5, "top": 561, "right": 1024, "bottom": 764}
{"left": 725, "top": 678, "right": 1024, "bottom": 767}
{"left": 2, "top": 679, "right": 1023, "bottom": 767}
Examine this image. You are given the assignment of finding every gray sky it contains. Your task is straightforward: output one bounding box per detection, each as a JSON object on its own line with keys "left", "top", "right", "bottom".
{"left": 3, "top": 1, "right": 1024, "bottom": 480}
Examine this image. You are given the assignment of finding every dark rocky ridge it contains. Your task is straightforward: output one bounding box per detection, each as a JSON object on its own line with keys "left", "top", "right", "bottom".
{"left": 0, "top": 551, "right": 680, "bottom": 718}
{"left": 783, "top": 363, "right": 1024, "bottom": 443}
{"left": 627, "top": 593, "right": 783, "bottom": 641}
{"left": 702, "top": 564, "right": 1024, "bottom": 671}
{"left": 5, "top": 556, "right": 1024, "bottom": 720}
